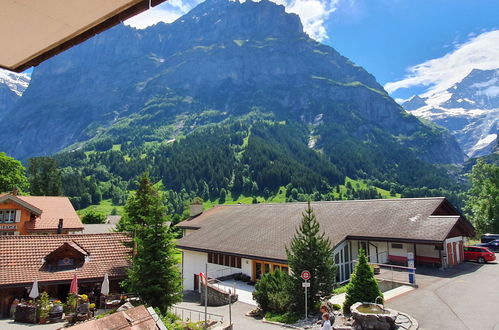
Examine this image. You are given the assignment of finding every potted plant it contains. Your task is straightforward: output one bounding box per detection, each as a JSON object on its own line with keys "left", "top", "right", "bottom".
{"left": 64, "top": 293, "right": 77, "bottom": 323}
{"left": 38, "top": 292, "right": 50, "bottom": 324}
{"left": 49, "top": 299, "right": 63, "bottom": 323}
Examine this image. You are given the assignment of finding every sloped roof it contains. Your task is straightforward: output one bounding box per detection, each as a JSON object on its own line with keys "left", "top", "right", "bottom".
{"left": 0, "top": 233, "right": 131, "bottom": 287}
{"left": 176, "top": 198, "right": 475, "bottom": 262}
{"left": 0, "top": 193, "right": 42, "bottom": 215}
{"left": 68, "top": 305, "right": 163, "bottom": 330}
{"left": 0, "top": 0, "right": 167, "bottom": 72}
{"left": 15, "top": 195, "right": 84, "bottom": 231}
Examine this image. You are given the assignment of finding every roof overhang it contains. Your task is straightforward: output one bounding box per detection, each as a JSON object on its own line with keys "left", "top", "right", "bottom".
{"left": 0, "top": 194, "right": 42, "bottom": 215}
{"left": 0, "top": 0, "right": 167, "bottom": 72}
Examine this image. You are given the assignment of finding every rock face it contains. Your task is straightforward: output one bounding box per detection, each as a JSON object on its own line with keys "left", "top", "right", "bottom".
{"left": 0, "top": 69, "right": 30, "bottom": 119}
{"left": 407, "top": 68, "right": 499, "bottom": 158}
{"left": 0, "top": 0, "right": 463, "bottom": 164}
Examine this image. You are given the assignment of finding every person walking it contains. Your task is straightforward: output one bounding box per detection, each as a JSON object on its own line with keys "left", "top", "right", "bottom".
{"left": 321, "top": 312, "right": 332, "bottom": 330}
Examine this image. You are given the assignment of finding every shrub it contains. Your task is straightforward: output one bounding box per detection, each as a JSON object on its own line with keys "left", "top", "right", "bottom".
{"left": 343, "top": 249, "right": 383, "bottom": 314}
{"left": 264, "top": 311, "right": 300, "bottom": 324}
{"left": 253, "top": 269, "right": 291, "bottom": 313}
{"left": 332, "top": 304, "right": 341, "bottom": 311}
{"left": 81, "top": 210, "right": 106, "bottom": 224}
{"left": 39, "top": 292, "right": 50, "bottom": 319}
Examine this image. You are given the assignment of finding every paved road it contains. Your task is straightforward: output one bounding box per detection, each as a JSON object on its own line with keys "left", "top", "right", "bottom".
{"left": 386, "top": 259, "right": 499, "bottom": 330}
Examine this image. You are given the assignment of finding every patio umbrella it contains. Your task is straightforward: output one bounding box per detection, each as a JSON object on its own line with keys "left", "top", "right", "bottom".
{"left": 101, "top": 273, "right": 110, "bottom": 296}
{"left": 29, "top": 279, "right": 39, "bottom": 299}
{"left": 69, "top": 273, "right": 78, "bottom": 294}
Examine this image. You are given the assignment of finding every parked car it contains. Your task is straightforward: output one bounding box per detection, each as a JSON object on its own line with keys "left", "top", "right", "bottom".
{"left": 481, "top": 233, "right": 499, "bottom": 243}
{"left": 476, "top": 239, "right": 499, "bottom": 252}
{"left": 463, "top": 246, "right": 496, "bottom": 263}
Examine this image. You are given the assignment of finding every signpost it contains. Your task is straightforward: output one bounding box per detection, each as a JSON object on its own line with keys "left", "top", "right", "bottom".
{"left": 301, "top": 270, "right": 311, "bottom": 320}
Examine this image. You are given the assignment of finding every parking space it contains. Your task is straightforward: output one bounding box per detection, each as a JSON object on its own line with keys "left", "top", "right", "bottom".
{"left": 386, "top": 258, "right": 499, "bottom": 330}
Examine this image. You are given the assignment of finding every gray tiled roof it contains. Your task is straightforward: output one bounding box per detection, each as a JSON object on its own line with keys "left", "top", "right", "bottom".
{"left": 176, "top": 198, "right": 474, "bottom": 261}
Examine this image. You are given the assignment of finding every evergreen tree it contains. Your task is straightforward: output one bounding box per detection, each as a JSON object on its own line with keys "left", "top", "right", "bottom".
{"left": 0, "top": 152, "right": 29, "bottom": 193}
{"left": 343, "top": 249, "right": 383, "bottom": 313}
{"left": 27, "top": 157, "right": 62, "bottom": 196}
{"left": 286, "top": 202, "right": 336, "bottom": 312}
{"left": 121, "top": 174, "right": 182, "bottom": 312}
{"left": 465, "top": 159, "right": 499, "bottom": 234}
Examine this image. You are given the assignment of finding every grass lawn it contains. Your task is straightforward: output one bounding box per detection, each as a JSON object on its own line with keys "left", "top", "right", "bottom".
{"left": 264, "top": 311, "right": 301, "bottom": 324}
{"left": 331, "top": 177, "right": 401, "bottom": 199}
{"left": 77, "top": 199, "right": 124, "bottom": 217}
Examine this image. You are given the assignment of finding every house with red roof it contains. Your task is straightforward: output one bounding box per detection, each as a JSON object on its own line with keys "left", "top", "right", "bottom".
{"left": 0, "top": 233, "right": 131, "bottom": 317}
{"left": 0, "top": 193, "right": 83, "bottom": 235}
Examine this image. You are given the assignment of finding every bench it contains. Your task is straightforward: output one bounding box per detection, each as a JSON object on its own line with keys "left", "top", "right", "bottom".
{"left": 415, "top": 255, "right": 440, "bottom": 267}
{"left": 388, "top": 255, "right": 407, "bottom": 265}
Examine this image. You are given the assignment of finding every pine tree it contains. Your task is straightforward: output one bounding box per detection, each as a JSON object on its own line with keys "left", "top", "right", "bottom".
{"left": 121, "top": 174, "right": 182, "bottom": 312}
{"left": 286, "top": 202, "right": 337, "bottom": 313}
{"left": 343, "top": 249, "right": 383, "bottom": 313}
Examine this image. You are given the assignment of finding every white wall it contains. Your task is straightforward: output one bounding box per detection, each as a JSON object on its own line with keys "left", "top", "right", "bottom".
{"left": 181, "top": 250, "right": 253, "bottom": 291}
{"left": 415, "top": 244, "right": 440, "bottom": 258}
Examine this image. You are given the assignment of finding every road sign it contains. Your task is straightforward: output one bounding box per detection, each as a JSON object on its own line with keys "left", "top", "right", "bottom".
{"left": 301, "top": 270, "right": 311, "bottom": 280}
{"left": 302, "top": 282, "right": 310, "bottom": 288}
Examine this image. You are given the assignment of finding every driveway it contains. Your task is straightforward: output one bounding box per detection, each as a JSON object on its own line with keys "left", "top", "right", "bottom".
{"left": 386, "top": 259, "right": 499, "bottom": 330}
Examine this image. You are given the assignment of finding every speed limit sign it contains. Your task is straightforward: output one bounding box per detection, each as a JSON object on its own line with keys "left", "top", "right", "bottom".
{"left": 301, "top": 270, "right": 311, "bottom": 280}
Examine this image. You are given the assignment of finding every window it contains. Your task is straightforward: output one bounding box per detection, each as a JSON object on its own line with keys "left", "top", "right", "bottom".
{"left": 391, "top": 243, "right": 403, "bottom": 249}
{"left": 207, "top": 252, "right": 241, "bottom": 269}
{"left": 0, "top": 210, "right": 16, "bottom": 223}
{"left": 0, "top": 231, "right": 15, "bottom": 236}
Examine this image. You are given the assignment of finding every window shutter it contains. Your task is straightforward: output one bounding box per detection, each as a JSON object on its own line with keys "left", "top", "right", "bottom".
{"left": 15, "top": 210, "right": 21, "bottom": 223}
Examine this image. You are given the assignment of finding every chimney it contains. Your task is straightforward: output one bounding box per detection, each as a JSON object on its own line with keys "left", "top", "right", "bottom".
{"left": 189, "top": 202, "right": 203, "bottom": 218}
{"left": 57, "top": 219, "right": 63, "bottom": 234}
{"left": 12, "top": 187, "right": 18, "bottom": 196}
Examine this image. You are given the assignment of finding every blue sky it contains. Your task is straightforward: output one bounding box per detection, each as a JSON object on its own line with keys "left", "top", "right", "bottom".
{"left": 125, "top": 0, "right": 498, "bottom": 101}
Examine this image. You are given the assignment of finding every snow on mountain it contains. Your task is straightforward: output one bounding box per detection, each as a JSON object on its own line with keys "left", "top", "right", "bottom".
{"left": 0, "top": 69, "right": 30, "bottom": 96}
{"left": 406, "top": 68, "right": 498, "bottom": 158}
{"left": 0, "top": 69, "right": 31, "bottom": 119}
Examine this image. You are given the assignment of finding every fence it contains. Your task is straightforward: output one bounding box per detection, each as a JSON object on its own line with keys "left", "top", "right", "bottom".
{"left": 169, "top": 305, "right": 224, "bottom": 323}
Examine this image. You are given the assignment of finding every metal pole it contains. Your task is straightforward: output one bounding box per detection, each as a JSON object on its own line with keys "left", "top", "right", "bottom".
{"left": 204, "top": 263, "right": 208, "bottom": 329}
{"left": 305, "top": 280, "right": 308, "bottom": 320}
{"left": 228, "top": 289, "right": 232, "bottom": 325}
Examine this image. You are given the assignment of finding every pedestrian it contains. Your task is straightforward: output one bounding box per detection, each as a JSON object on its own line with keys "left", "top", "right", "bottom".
{"left": 321, "top": 312, "right": 332, "bottom": 330}
{"left": 317, "top": 303, "right": 334, "bottom": 326}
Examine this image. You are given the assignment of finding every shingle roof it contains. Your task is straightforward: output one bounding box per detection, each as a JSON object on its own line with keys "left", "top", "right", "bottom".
{"left": 16, "top": 195, "right": 84, "bottom": 231}
{"left": 67, "top": 305, "right": 161, "bottom": 330}
{"left": 176, "top": 198, "right": 474, "bottom": 262}
{"left": 0, "top": 233, "right": 131, "bottom": 287}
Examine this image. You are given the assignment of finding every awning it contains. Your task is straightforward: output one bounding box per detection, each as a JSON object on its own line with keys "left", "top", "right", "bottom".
{"left": 0, "top": 0, "right": 166, "bottom": 72}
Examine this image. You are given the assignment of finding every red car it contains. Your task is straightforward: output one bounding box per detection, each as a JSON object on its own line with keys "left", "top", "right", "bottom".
{"left": 463, "top": 246, "right": 496, "bottom": 263}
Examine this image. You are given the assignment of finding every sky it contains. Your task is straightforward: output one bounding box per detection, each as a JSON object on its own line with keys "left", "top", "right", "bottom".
{"left": 124, "top": 0, "right": 498, "bottom": 102}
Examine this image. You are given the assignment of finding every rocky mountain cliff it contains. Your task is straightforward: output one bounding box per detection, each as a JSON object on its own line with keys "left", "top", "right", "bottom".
{"left": 0, "top": 69, "right": 30, "bottom": 119}
{"left": 405, "top": 68, "right": 499, "bottom": 158}
{"left": 0, "top": 0, "right": 463, "bottom": 167}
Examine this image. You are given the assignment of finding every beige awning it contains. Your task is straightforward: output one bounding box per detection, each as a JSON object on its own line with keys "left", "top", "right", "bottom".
{"left": 0, "top": 0, "right": 166, "bottom": 72}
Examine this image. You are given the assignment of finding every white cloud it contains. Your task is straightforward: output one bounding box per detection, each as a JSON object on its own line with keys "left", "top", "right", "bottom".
{"left": 384, "top": 30, "right": 499, "bottom": 97}
{"left": 125, "top": 0, "right": 341, "bottom": 41}
{"left": 125, "top": 1, "right": 202, "bottom": 28}
{"left": 273, "top": 0, "right": 339, "bottom": 41}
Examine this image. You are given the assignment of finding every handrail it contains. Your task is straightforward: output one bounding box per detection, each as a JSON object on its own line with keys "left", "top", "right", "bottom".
{"left": 169, "top": 305, "right": 224, "bottom": 323}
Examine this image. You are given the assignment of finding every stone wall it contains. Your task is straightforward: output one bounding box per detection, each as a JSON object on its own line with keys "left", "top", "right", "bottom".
{"left": 200, "top": 283, "right": 238, "bottom": 307}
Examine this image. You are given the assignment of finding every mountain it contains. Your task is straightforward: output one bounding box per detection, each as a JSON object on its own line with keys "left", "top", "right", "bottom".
{"left": 406, "top": 68, "right": 499, "bottom": 158}
{"left": 0, "top": 0, "right": 465, "bottom": 202}
{"left": 0, "top": 69, "right": 30, "bottom": 119}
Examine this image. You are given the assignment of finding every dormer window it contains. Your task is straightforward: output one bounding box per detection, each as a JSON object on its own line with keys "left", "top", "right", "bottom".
{"left": 0, "top": 210, "right": 16, "bottom": 223}
{"left": 42, "top": 241, "right": 89, "bottom": 272}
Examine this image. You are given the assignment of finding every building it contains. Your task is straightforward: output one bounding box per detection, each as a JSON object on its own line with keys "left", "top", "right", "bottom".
{"left": 0, "top": 233, "right": 131, "bottom": 317}
{"left": 0, "top": 193, "right": 84, "bottom": 235}
{"left": 176, "top": 198, "right": 475, "bottom": 290}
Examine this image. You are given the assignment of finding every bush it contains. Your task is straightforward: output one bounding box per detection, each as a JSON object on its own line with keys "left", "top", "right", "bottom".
{"left": 332, "top": 285, "right": 348, "bottom": 295}
{"left": 332, "top": 304, "right": 341, "bottom": 311}
{"left": 264, "top": 311, "right": 300, "bottom": 324}
{"left": 81, "top": 210, "right": 106, "bottom": 224}
{"left": 253, "top": 269, "right": 291, "bottom": 313}
{"left": 343, "top": 249, "right": 383, "bottom": 314}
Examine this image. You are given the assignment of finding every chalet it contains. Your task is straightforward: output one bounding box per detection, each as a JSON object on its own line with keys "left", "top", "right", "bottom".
{"left": 176, "top": 198, "right": 475, "bottom": 290}
{"left": 0, "top": 193, "right": 84, "bottom": 235}
{"left": 0, "top": 233, "right": 131, "bottom": 317}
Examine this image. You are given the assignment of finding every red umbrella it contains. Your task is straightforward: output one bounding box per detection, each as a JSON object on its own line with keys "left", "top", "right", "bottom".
{"left": 69, "top": 273, "right": 78, "bottom": 294}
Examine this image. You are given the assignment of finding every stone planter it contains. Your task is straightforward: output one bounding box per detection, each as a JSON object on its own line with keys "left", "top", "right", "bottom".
{"left": 351, "top": 302, "right": 398, "bottom": 330}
